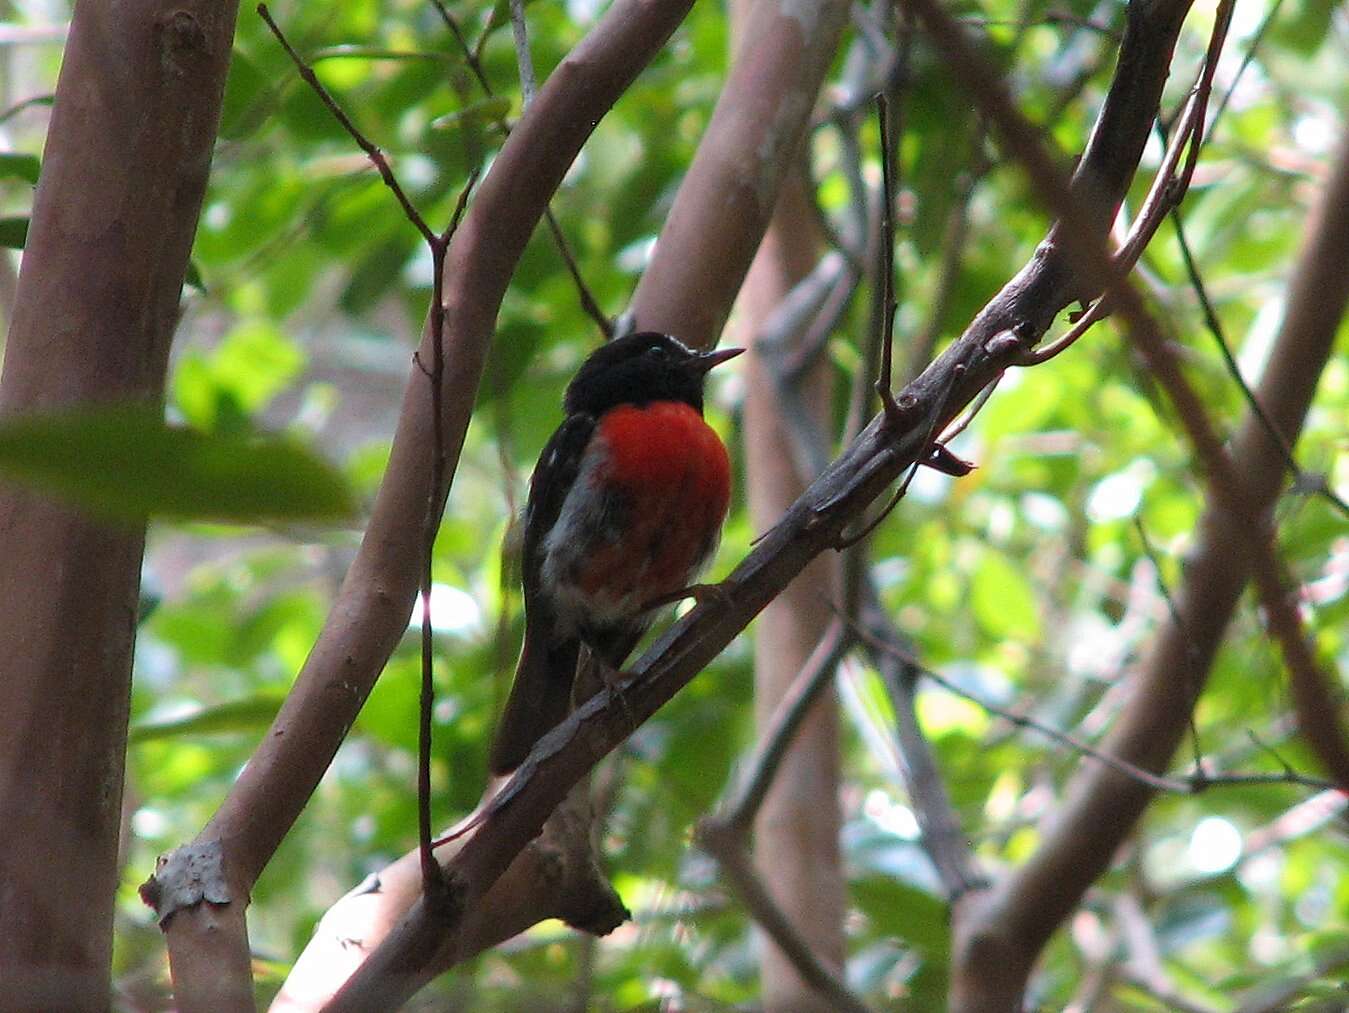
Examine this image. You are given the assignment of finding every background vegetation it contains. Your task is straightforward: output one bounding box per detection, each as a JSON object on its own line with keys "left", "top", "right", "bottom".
{"left": 0, "top": 0, "right": 1344, "bottom": 1008}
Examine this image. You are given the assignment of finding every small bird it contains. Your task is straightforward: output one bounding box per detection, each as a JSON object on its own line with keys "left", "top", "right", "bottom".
{"left": 489, "top": 331, "right": 743, "bottom": 774}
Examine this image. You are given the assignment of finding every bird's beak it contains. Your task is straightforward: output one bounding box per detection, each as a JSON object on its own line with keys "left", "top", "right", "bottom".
{"left": 689, "top": 346, "right": 745, "bottom": 373}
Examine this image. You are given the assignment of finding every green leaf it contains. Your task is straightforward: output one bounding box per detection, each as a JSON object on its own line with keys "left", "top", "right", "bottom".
{"left": 0, "top": 152, "right": 40, "bottom": 184}
{"left": 0, "top": 216, "right": 29, "bottom": 248}
{"left": 219, "top": 48, "right": 272, "bottom": 141}
{"left": 428, "top": 95, "right": 512, "bottom": 133}
{"left": 970, "top": 551, "right": 1041, "bottom": 640}
{"left": 129, "top": 692, "right": 286, "bottom": 743}
{"left": 0, "top": 404, "right": 354, "bottom": 522}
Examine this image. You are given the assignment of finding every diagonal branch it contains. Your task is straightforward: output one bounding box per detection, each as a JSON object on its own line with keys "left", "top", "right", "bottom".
{"left": 145, "top": 2, "right": 695, "bottom": 1007}
{"left": 892, "top": 0, "right": 1349, "bottom": 1005}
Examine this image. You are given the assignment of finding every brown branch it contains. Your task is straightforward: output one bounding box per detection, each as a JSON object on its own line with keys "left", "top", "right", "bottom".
{"left": 325, "top": 0, "right": 1236, "bottom": 1001}
{"left": 713, "top": 620, "right": 850, "bottom": 835}
{"left": 1169, "top": 211, "right": 1348, "bottom": 517}
{"left": 147, "top": 1, "right": 694, "bottom": 1005}
{"left": 892, "top": 0, "right": 1349, "bottom": 1004}
{"left": 695, "top": 821, "right": 870, "bottom": 1013}
{"left": 0, "top": 4, "right": 240, "bottom": 1007}
{"left": 271, "top": 782, "right": 626, "bottom": 1009}
{"left": 856, "top": 596, "right": 982, "bottom": 901}
{"left": 915, "top": 0, "right": 1347, "bottom": 795}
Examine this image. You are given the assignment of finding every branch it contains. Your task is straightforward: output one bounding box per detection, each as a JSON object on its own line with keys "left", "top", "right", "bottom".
{"left": 696, "top": 821, "right": 870, "bottom": 1013}
{"left": 259, "top": 0, "right": 481, "bottom": 910}
{"left": 147, "top": 0, "right": 694, "bottom": 1004}
{"left": 892, "top": 0, "right": 1349, "bottom": 1004}
{"left": 271, "top": 782, "right": 626, "bottom": 1009}
{"left": 0, "top": 2, "right": 240, "bottom": 1006}
{"left": 327, "top": 0, "right": 1248, "bottom": 1000}
{"left": 856, "top": 623, "right": 1332, "bottom": 797}
{"left": 712, "top": 620, "right": 850, "bottom": 836}
{"left": 855, "top": 597, "right": 981, "bottom": 901}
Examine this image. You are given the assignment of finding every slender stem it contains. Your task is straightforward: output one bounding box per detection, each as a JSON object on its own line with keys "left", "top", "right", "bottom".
{"left": 873, "top": 93, "right": 899, "bottom": 412}
{"left": 257, "top": 4, "right": 436, "bottom": 245}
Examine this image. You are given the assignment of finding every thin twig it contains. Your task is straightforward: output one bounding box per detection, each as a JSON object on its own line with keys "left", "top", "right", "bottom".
{"left": 261, "top": 0, "right": 483, "bottom": 904}
{"left": 858, "top": 596, "right": 981, "bottom": 901}
{"left": 835, "top": 364, "right": 963, "bottom": 549}
{"left": 542, "top": 212, "right": 615, "bottom": 338}
{"left": 907, "top": 129, "right": 987, "bottom": 380}
{"left": 1015, "top": 3, "right": 1230, "bottom": 368}
{"left": 1169, "top": 211, "right": 1348, "bottom": 518}
{"left": 415, "top": 176, "right": 479, "bottom": 898}
{"left": 937, "top": 370, "right": 1002, "bottom": 444}
{"left": 1133, "top": 518, "right": 1205, "bottom": 773}
{"left": 258, "top": 5, "right": 436, "bottom": 246}
{"left": 716, "top": 621, "right": 850, "bottom": 834}
{"left": 696, "top": 821, "right": 871, "bottom": 1013}
{"left": 854, "top": 620, "right": 1335, "bottom": 796}
{"left": 430, "top": 0, "right": 612, "bottom": 337}
{"left": 428, "top": 0, "right": 493, "bottom": 94}
{"left": 873, "top": 93, "right": 901, "bottom": 414}
{"left": 1208, "top": 0, "right": 1284, "bottom": 134}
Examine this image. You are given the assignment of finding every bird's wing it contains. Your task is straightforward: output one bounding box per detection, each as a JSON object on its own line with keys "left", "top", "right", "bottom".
{"left": 520, "top": 412, "right": 595, "bottom": 607}
{"left": 489, "top": 413, "right": 594, "bottom": 774}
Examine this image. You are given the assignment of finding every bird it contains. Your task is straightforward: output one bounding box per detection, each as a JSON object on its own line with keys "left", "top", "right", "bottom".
{"left": 488, "top": 331, "right": 743, "bottom": 774}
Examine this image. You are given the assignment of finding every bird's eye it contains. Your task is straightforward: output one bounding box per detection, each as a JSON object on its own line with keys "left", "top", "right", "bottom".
{"left": 646, "top": 344, "right": 669, "bottom": 360}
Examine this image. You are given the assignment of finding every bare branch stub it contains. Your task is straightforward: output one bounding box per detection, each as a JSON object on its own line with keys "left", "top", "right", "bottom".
{"left": 873, "top": 93, "right": 901, "bottom": 417}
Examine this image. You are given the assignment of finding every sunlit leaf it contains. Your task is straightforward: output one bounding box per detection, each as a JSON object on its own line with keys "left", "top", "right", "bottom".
{"left": 969, "top": 552, "right": 1041, "bottom": 640}
{"left": 129, "top": 692, "right": 286, "bottom": 743}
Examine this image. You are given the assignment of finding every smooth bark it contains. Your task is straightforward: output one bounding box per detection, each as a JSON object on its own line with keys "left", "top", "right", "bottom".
{"left": 0, "top": 3, "right": 237, "bottom": 1008}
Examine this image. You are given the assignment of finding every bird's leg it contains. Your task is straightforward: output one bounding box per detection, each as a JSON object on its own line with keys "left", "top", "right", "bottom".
{"left": 575, "top": 646, "right": 640, "bottom": 740}
{"left": 640, "top": 581, "right": 732, "bottom": 614}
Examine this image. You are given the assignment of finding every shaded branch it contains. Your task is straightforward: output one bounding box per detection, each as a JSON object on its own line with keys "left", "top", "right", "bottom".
{"left": 891, "top": 0, "right": 1349, "bottom": 1004}
{"left": 148, "top": 0, "right": 694, "bottom": 1002}
{"left": 711, "top": 620, "right": 850, "bottom": 836}
{"left": 695, "top": 821, "right": 870, "bottom": 1013}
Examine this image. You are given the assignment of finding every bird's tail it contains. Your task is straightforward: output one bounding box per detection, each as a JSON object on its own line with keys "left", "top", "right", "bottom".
{"left": 488, "top": 635, "right": 579, "bottom": 775}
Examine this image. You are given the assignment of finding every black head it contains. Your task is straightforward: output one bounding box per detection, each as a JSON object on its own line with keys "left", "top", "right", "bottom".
{"left": 564, "top": 332, "right": 743, "bottom": 416}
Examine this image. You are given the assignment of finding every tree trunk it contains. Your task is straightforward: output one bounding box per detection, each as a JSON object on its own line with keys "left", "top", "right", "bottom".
{"left": 0, "top": 5, "right": 237, "bottom": 1007}
{"left": 740, "top": 173, "right": 847, "bottom": 1008}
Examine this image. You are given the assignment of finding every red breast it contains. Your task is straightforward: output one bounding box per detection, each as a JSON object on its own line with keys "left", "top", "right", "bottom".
{"left": 574, "top": 400, "right": 731, "bottom": 601}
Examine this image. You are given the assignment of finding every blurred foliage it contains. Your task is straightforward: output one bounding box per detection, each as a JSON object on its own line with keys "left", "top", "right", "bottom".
{"left": 1, "top": 0, "right": 1346, "bottom": 1009}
